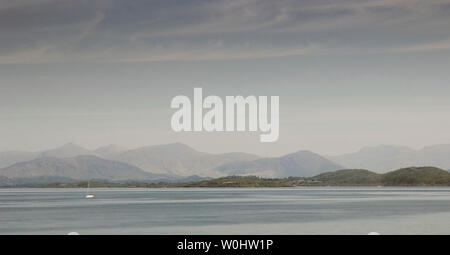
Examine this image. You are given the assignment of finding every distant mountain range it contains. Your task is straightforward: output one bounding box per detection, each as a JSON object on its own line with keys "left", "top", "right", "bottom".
{"left": 0, "top": 151, "right": 39, "bottom": 169}
{"left": 0, "top": 142, "right": 450, "bottom": 185}
{"left": 0, "top": 143, "right": 94, "bottom": 168}
{"left": 216, "top": 150, "right": 342, "bottom": 177}
{"left": 42, "top": 167, "right": 449, "bottom": 188}
{"left": 93, "top": 144, "right": 125, "bottom": 158}
{"left": 108, "top": 143, "right": 259, "bottom": 176}
{"left": 327, "top": 144, "right": 450, "bottom": 172}
{"left": 310, "top": 167, "right": 450, "bottom": 186}
{"left": 0, "top": 155, "right": 163, "bottom": 181}
{"left": 187, "top": 167, "right": 450, "bottom": 187}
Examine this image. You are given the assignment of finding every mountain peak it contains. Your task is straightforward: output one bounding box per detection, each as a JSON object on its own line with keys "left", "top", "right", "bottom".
{"left": 217, "top": 150, "right": 342, "bottom": 178}
{"left": 159, "top": 143, "right": 196, "bottom": 150}
{"left": 54, "top": 142, "right": 87, "bottom": 150}
{"left": 40, "top": 143, "right": 92, "bottom": 158}
{"left": 290, "top": 150, "right": 317, "bottom": 155}
{"left": 281, "top": 150, "right": 323, "bottom": 160}
{"left": 0, "top": 154, "right": 157, "bottom": 181}
{"left": 94, "top": 144, "right": 124, "bottom": 156}
{"left": 358, "top": 145, "right": 416, "bottom": 153}
{"left": 329, "top": 144, "right": 450, "bottom": 173}
{"left": 134, "top": 143, "right": 201, "bottom": 155}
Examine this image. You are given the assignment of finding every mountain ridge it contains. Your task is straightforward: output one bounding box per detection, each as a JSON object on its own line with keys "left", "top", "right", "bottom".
{"left": 109, "top": 143, "right": 260, "bottom": 176}
{"left": 328, "top": 144, "right": 450, "bottom": 172}
{"left": 39, "top": 143, "right": 92, "bottom": 158}
{"left": 216, "top": 150, "right": 343, "bottom": 177}
{"left": 35, "top": 167, "right": 450, "bottom": 188}
{"left": 1, "top": 143, "right": 450, "bottom": 179}
{"left": 0, "top": 155, "right": 163, "bottom": 182}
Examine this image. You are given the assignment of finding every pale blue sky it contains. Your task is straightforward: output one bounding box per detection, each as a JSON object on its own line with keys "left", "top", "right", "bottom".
{"left": 1, "top": 0, "right": 450, "bottom": 156}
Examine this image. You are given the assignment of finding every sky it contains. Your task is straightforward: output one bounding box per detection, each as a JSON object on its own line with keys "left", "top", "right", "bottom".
{"left": 1, "top": 0, "right": 450, "bottom": 156}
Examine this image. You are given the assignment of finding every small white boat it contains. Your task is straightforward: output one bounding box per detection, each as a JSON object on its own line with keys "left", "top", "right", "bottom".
{"left": 85, "top": 181, "right": 94, "bottom": 199}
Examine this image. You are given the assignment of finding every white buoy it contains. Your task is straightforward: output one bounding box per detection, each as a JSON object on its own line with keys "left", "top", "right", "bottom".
{"left": 67, "top": 232, "right": 80, "bottom": 235}
{"left": 368, "top": 232, "right": 380, "bottom": 235}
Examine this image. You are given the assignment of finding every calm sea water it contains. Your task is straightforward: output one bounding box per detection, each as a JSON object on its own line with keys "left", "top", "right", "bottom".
{"left": 0, "top": 187, "right": 449, "bottom": 235}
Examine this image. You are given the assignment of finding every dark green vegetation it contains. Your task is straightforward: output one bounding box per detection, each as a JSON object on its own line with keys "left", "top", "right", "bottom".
{"left": 308, "top": 167, "right": 450, "bottom": 186}
{"left": 180, "top": 176, "right": 292, "bottom": 187}
{"left": 179, "top": 167, "right": 450, "bottom": 187}
{"left": 310, "top": 169, "right": 382, "bottom": 186}
{"left": 381, "top": 167, "right": 450, "bottom": 186}
{"left": 23, "top": 167, "right": 450, "bottom": 188}
{"left": 43, "top": 176, "right": 292, "bottom": 188}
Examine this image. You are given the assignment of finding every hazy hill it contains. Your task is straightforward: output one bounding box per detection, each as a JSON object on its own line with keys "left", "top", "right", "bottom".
{"left": 311, "top": 167, "right": 450, "bottom": 186}
{"left": 0, "top": 143, "right": 259, "bottom": 178}
{"left": 421, "top": 144, "right": 450, "bottom": 169}
{"left": 216, "top": 150, "right": 343, "bottom": 178}
{"left": 94, "top": 144, "right": 124, "bottom": 157}
{"left": 312, "top": 169, "right": 382, "bottom": 186}
{"left": 179, "top": 167, "right": 450, "bottom": 187}
{"left": 39, "top": 143, "right": 93, "bottom": 158}
{"left": 0, "top": 155, "right": 160, "bottom": 181}
{"left": 0, "top": 143, "right": 93, "bottom": 169}
{"left": 3, "top": 166, "right": 449, "bottom": 187}
{"left": 381, "top": 167, "right": 450, "bottom": 186}
{"left": 110, "top": 143, "right": 259, "bottom": 176}
{"left": 327, "top": 145, "right": 450, "bottom": 173}
{"left": 149, "top": 167, "right": 450, "bottom": 187}
{"left": 0, "top": 151, "right": 39, "bottom": 168}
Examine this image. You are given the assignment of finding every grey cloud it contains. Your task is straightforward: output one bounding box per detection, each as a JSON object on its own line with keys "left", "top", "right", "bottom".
{"left": 0, "top": 0, "right": 449, "bottom": 63}
{"left": 0, "top": 0, "right": 108, "bottom": 62}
